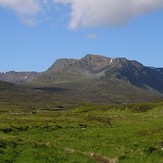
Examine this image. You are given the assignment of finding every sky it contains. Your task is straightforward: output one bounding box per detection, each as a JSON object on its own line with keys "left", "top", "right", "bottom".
{"left": 0, "top": 0, "right": 163, "bottom": 72}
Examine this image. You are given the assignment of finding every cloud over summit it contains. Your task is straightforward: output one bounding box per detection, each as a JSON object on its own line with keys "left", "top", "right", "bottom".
{"left": 0, "top": 0, "right": 163, "bottom": 28}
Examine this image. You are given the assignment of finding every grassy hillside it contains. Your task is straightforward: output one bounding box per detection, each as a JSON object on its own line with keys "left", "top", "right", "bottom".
{"left": 0, "top": 81, "right": 75, "bottom": 113}
{"left": 29, "top": 78, "right": 163, "bottom": 104}
{"left": 0, "top": 102, "right": 163, "bottom": 162}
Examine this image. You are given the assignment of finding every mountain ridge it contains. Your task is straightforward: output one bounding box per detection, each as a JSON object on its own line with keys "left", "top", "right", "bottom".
{"left": 30, "top": 54, "right": 163, "bottom": 93}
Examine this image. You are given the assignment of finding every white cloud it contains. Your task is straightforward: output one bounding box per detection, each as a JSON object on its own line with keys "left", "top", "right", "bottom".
{"left": 55, "top": 0, "right": 163, "bottom": 29}
{"left": 0, "top": 0, "right": 42, "bottom": 15}
{"left": 0, "top": 0, "right": 163, "bottom": 28}
{"left": 0, "top": 0, "right": 42, "bottom": 25}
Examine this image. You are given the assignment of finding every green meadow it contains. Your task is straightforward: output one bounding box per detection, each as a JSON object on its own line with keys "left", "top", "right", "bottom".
{"left": 0, "top": 103, "right": 163, "bottom": 162}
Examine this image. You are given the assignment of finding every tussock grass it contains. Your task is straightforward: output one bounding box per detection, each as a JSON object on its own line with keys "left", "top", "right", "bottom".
{"left": 0, "top": 102, "right": 163, "bottom": 162}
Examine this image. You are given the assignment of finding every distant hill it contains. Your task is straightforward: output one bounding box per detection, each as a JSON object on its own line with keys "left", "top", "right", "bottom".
{"left": 0, "top": 71, "right": 38, "bottom": 84}
{"left": 0, "top": 54, "right": 163, "bottom": 104}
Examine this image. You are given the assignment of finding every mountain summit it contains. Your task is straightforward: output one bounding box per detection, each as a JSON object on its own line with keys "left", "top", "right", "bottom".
{"left": 45, "top": 54, "right": 144, "bottom": 77}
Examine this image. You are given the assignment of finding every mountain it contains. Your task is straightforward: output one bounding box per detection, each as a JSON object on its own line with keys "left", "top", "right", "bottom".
{"left": 0, "top": 71, "right": 38, "bottom": 84}
{"left": 32, "top": 54, "right": 163, "bottom": 93}
{"left": 0, "top": 54, "right": 163, "bottom": 104}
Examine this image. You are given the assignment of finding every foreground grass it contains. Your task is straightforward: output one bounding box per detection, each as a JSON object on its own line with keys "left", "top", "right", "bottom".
{"left": 0, "top": 103, "right": 163, "bottom": 162}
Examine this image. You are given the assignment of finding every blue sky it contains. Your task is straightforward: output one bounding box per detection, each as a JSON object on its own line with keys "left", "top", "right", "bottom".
{"left": 0, "top": 0, "right": 163, "bottom": 72}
